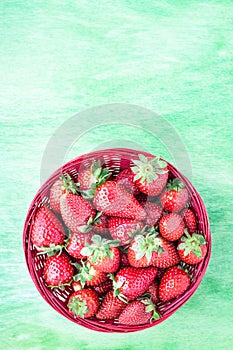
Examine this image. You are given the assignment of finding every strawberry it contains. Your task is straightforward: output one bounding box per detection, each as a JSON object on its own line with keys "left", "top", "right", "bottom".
{"left": 127, "top": 228, "right": 179, "bottom": 268}
{"left": 177, "top": 230, "right": 207, "bottom": 264}
{"left": 81, "top": 234, "right": 120, "bottom": 273}
{"left": 73, "top": 260, "right": 108, "bottom": 287}
{"left": 147, "top": 281, "right": 160, "bottom": 304}
{"left": 131, "top": 154, "right": 169, "bottom": 196}
{"left": 96, "top": 290, "right": 126, "bottom": 320}
{"left": 43, "top": 253, "right": 74, "bottom": 287}
{"left": 159, "top": 266, "right": 190, "bottom": 301}
{"left": 118, "top": 299, "right": 160, "bottom": 325}
{"left": 143, "top": 202, "right": 163, "bottom": 227}
{"left": 160, "top": 178, "right": 189, "bottom": 213}
{"left": 92, "top": 279, "right": 113, "bottom": 295}
{"left": 93, "top": 213, "right": 109, "bottom": 237}
{"left": 68, "top": 289, "right": 99, "bottom": 318}
{"left": 65, "top": 230, "right": 93, "bottom": 259}
{"left": 31, "top": 206, "right": 65, "bottom": 249}
{"left": 49, "top": 179, "right": 63, "bottom": 213}
{"left": 93, "top": 181, "right": 146, "bottom": 220}
{"left": 151, "top": 236, "right": 180, "bottom": 268}
{"left": 115, "top": 168, "right": 140, "bottom": 195}
{"left": 112, "top": 266, "right": 157, "bottom": 301}
{"left": 181, "top": 208, "right": 197, "bottom": 234}
{"left": 78, "top": 160, "right": 111, "bottom": 199}
{"left": 60, "top": 193, "right": 97, "bottom": 232}
{"left": 127, "top": 228, "right": 160, "bottom": 268}
{"left": 50, "top": 174, "right": 78, "bottom": 213}
{"left": 159, "top": 213, "right": 185, "bottom": 241}
{"left": 108, "top": 217, "right": 143, "bottom": 246}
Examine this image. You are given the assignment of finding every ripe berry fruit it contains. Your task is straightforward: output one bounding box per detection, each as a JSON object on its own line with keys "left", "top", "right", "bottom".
{"left": 159, "top": 213, "right": 185, "bottom": 241}
{"left": 160, "top": 178, "right": 189, "bottom": 213}
{"left": 68, "top": 289, "right": 99, "bottom": 318}
{"left": 131, "top": 154, "right": 168, "bottom": 196}
{"left": 181, "top": 208, "right": 197, "bottom": 234}
{"left": 159, "top": 266, "right": 190, "bottom": 301}
{"left": 177, "top": 230, "right": 207, "bottom": 264}
{"left": 43, "top": 253, "right": 74, "bottom": 287}
{"left": 31, "top": 206, "right": 65, "bottom": 249}
{"left": 96, "top": 290, "right": 126, "bottom": 320}
{"left": 118, "top": 299, "right": 160, "bottom": 325}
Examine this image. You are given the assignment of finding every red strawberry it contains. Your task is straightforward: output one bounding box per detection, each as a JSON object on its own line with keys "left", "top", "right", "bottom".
{"left": 73, "top": 261, "right": 108, "bottom": 287}
{"left": 50, "top": 174, "right": 78, "bottom": 213}
{"left": 68, "top": 289, "right": 99, "bottom": 318}
{"left": 93, "top": 181, "right": 146, "bottom": 220}
{"left": 50, "top": 179, "right": 63, "bottom": 213}
{"left": 159, "top": 213, "right": 185, "bottom": 241}
{"left": 159, "top": 266, "right": 190, "bottom": 301}
{"left": 112, "top": 266, "right": 157, "bottom": 301}
{"left": 143, "top": 202, "right": 163, "bottom": 226}
{"left": 78, "top": 160, "right": 111, "bottom": 199}
{"left": 93, "top": 213, "right": 109, "bottom": 237}
{"left": 60, "top": 193, "right": 96, "bottom": 232}
{"left": 96, "top": 290, "right": 126, "bottom": 320}
{"left": 118, "top": 299, "right": 160, "bottom": 325}
{"left": 151, "top": 236, "right": 180, "bottom": 268}
{"left": 81, "top": 234, "right": 120, "bottom": 273}
{"left": 43, "top": 253, "right": 74, "bottom": 287}
{"left": 92, "top": 279, "right": 113, "bottom": 295}
{"left": 127, "top": 229, "right": 159, "bottom": 268}
{"left": 181, "top": 208, "right": 197, "bottom": 234}
{"left": 65, "top": 230, "right": 93, "bottom": 259}
{"left": 108, "top": 217, "right": 143, "bottom": 246}
{"left": 115, "top": 168, "right": 140, "bottom": 195}
{"left": 160, "top": 178, "right": 189, "bottom": 213}
{"left": 177, "top": 230, "right": 207, "bottom": 264}
{"left": 131, "top": 154, "right": 169, "bottom": 196}
{"left": 31, "top": 206, "right": 65, "bottom": 249}
{"left": 127, "top": 228, "right": 179, "bottom": 268}
{"left": 147, "top": 281, "right": 160, "bottom": 304}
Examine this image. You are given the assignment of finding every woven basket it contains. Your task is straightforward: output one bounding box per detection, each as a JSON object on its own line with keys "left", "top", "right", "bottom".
{"left": 23, "top": 148, "right": 211, "bottom": 333}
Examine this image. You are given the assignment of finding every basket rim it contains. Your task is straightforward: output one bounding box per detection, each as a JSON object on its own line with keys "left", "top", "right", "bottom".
{"left": 23, "top": 147, "right": 211, "bottom": 333}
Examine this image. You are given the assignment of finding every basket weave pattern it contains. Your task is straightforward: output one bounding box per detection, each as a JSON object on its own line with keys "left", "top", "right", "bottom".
{"left": 23, "top": 148, "right": 211, "bottom": 333}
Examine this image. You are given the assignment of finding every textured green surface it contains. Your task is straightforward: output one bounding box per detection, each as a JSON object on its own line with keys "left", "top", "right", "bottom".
{"left": 1, "top": 1, "right": 233, "bottom": 349}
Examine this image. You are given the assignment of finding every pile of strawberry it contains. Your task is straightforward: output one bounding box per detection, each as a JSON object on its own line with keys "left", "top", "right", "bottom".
{"left": 31, "top": 154, "right": 207, "bottom": 326}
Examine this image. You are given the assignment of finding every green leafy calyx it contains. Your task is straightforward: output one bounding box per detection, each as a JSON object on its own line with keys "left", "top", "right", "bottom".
{"left": 77, "top": 211, "right": 102, "bottom": 233}
{"left": 166, "top": 178, "right": 185, "bottom": 192}
{"left": 73, "top": 261, "right": 94, "bottom": 288}
{"left": 68, "top": 296, "right": 88, "bottom": 318}
{"left": 35, "top": 243, "right": 64, "bottom": 257}
{"left": 80, "top": 234, "right": 119, "bottom": 263}
{"left": 80, "top": 161, "right": 111, "bottom": 200}
{"left": 131, "top": 154, "right": 168, "bottom": 184}
{"left": 178, "top": 229, "right": 206, "bottom": 257}
{"left": 61, "top": 173, "right": 79, "bottom": 195}
{"left": 131, "top": 227, "right": 164, "bottom": 263}
{"left": 109, "top": 273, "right": 128, "bottom": 303}
{"left": 141, "top": 298, "right": 160, "bottom": 321}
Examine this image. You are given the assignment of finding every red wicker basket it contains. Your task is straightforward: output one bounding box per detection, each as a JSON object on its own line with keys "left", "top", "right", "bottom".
{"left": 23, "top": 148, "right": 211, "bottom": 333}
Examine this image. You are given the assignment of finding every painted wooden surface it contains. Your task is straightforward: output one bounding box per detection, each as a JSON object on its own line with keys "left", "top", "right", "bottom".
{"left": 1, "top": 1, "right": 233, "bottom": 349}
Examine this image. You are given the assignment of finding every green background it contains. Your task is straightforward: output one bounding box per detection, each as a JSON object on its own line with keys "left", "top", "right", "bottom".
{"left": 1, "top": 1, "right": 233, "bottom": 349}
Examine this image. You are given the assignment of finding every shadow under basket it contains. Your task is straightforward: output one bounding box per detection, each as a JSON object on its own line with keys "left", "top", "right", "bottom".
{"left": 23, "top": 148, "right": 211, "bottom": 333}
